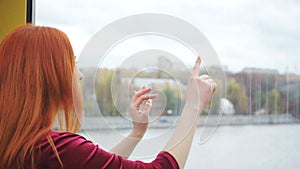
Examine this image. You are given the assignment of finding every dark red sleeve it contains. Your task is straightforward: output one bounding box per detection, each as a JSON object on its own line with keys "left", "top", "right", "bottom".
{"left": 38, "top": 131, "right": 179, "bottom": 169}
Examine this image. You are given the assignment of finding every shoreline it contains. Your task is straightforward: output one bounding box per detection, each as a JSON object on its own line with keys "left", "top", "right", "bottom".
{"left": 71, "top": 114, "right": 300, "bottom": 131}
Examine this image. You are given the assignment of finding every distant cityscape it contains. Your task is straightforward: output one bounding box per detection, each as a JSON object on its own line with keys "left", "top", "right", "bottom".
{"left": 79, "top": 65, "right": 300, "bottom": 121}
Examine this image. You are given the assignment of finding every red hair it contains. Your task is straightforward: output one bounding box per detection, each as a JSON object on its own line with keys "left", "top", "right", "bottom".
{"left": 0, "top": 24, "right": 83, "bottom": 169}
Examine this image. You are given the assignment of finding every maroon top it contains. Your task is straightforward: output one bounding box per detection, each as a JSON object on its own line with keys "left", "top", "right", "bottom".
{"left": 32, "top": 131, "right": 179, "bottom": 169}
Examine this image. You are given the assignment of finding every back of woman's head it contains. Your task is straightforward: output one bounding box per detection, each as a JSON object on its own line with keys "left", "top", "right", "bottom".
{"left": 0, "top": 24, "right": 82, "bottom": 169}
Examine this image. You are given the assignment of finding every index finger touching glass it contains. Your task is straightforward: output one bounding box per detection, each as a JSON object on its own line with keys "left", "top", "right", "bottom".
{"left": 192, "top": 56, "right": 201, "bottom": 77}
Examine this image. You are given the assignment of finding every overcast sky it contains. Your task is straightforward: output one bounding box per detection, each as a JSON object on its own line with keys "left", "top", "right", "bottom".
{"left": 35, "top": 0, "right": 300, "bottom": 74}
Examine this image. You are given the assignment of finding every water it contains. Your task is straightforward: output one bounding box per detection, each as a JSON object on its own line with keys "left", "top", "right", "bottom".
{"left": 80, "top": 125, "right": 300, "bottom": 169}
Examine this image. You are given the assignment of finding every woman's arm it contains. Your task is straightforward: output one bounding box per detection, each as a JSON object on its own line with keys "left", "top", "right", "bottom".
{"left": 110, "top": 86, "right": 156, "bottom": 158}
{"left": 109, "top": 131, "right": 145, "bottom": 159}
{"left": 164, "top": 57, "right": 217, "bottom": 168}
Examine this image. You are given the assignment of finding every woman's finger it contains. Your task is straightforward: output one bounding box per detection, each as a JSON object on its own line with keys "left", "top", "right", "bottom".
{"left": 132, "top": 87, "right": 152, "bottom": 102}
{"left": 211, "top": 82, "right": 217, "bottom": 94}
{"left": 132, "top": 94, "right": 157, "bottom": 109}
{"left": 192, "top": 56, "right": 201, "bottom": 77}
{"left": 207, "top": 78, "right": 214, "bottom": 83}
{"left": 133, "top": 94, "right": 157, "bottom": 108}
{"left": 200, "top": 74, "right": 210, "bottom": 80}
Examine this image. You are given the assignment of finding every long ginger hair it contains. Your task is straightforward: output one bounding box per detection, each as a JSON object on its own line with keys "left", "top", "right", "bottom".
{"left": 0, "top": 24, "right": 83, "bottom": 169}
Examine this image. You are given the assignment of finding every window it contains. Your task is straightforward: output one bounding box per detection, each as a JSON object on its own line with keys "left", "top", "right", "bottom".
{"left": 36, "top": 1, "right": 300, "bottom": 168}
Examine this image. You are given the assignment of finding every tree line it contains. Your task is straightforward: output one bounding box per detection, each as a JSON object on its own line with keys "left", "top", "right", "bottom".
{"left": 79, "top": 67, "right": 300, "bottom": 118}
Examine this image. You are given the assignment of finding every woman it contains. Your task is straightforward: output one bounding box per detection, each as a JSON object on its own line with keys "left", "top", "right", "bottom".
{"left": 0, "top": 24, "right": 216, "bottom": 169}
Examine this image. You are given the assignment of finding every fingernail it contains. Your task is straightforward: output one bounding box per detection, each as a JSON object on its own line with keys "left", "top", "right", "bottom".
{"left": 134, "top": 90, "right": 137, "bottom": 94}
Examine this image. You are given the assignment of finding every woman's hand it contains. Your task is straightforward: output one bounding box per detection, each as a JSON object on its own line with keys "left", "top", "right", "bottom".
{"left": 110, "top": 86, "right": 157, "bottom": 157}
{"left": 130, "top": 86, "right": 157, "bottom": 138}
{"left": 165, "top": 57, "right": 217, "bottom": 168}
{"left": 185, "top": 57, "right": 217, "bottom": 110}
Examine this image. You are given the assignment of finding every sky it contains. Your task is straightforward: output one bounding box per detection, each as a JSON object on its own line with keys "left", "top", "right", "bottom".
{"left": 35, "top": 0, "right": 300, "bottom": 74}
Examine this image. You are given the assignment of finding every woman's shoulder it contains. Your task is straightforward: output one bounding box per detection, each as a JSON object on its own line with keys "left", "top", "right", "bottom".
{"left": 38, "top": 130, "right": 89, "bottom": 149}
{"left": 48, "top": 130, "right": 85, "bottom": 140}
{"left": 37, "top": 130, "right": 101, "bottom": 168}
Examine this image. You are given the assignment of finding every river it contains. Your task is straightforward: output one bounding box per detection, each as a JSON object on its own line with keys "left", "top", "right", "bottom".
{"left": 80, "top": 124, "right": 300, "bottom": 169}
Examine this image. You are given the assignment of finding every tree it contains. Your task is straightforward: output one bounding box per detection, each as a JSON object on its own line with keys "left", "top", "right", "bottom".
{"left": 163, "top": 87, "right": 181, "bottom": 115}
{"left": 227, "top": 78, "right": 248, "bottom": 114}
{"left": 95, "top": 69, "right": 118, "bottom": 116}
{"left": 265, "top": 88, "right": 280, "bottom": 114}
{"left": 79, "top": 68, "right": 99, "bottom": 116}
